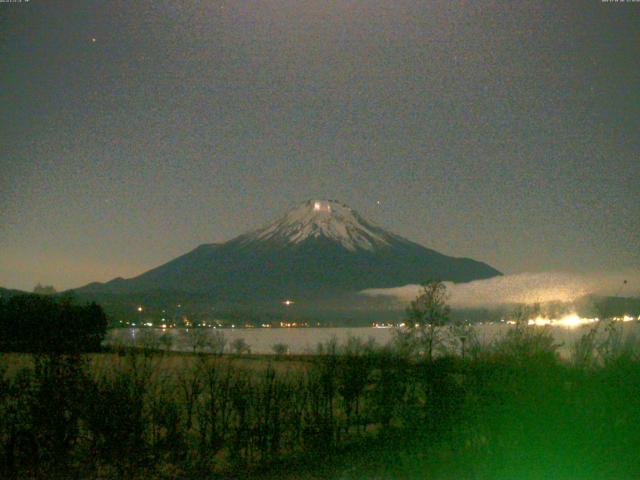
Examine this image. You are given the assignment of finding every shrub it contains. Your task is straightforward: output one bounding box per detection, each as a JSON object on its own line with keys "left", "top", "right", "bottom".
{"left": 272, "top": 343, "right": 289, "bottom": 356}
{"left": 231, "top": 338, "right": 250, "bottom": 355}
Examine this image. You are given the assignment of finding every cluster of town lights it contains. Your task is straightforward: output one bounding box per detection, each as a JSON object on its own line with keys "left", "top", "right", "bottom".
{"left": 129, "top": 304, "right": 637, "bottom": 330}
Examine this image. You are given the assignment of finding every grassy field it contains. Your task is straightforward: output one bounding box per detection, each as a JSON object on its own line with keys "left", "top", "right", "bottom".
{"left": 1, "top": 323, "right": 640, "bottom": 479}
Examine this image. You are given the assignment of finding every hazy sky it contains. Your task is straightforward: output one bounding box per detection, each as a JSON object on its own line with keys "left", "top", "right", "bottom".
{"left": 1, "top": 0, "right": 638, "bottom": 291}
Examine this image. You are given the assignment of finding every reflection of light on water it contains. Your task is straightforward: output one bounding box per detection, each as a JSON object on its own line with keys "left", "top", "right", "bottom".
{"left": 527, "top": 314, "right": 598, "bottom": 329}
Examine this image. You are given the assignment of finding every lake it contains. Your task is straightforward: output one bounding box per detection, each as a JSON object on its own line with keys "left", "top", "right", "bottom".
{"left": 106, "top": 319, "right": 640, "bottom": 358}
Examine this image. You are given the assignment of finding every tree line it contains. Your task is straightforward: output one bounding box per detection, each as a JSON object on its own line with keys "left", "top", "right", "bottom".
{"left": 0, "top": 294, "right": 107, "bottom": 353}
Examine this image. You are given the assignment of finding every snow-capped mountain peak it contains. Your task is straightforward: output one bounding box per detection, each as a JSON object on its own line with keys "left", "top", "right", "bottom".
{"left": 77, "top": 199, "right": 502, "bottom": 300}
{"left": 248, "top": 200, "right": 392, "bottom": 251}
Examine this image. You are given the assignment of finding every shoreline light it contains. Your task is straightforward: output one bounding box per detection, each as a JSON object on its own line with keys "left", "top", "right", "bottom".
{"left": 527, "top": 314, "right": 599, "bottom": 329}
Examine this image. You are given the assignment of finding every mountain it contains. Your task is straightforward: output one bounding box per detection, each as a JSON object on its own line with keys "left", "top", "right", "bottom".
{"left": 74, "top": 200, "right": 501, "bottom": 311}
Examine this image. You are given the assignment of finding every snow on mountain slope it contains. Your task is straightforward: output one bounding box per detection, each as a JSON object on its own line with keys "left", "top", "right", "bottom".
{"left": 244, "top": 200, "right": 395, "bottom": 251}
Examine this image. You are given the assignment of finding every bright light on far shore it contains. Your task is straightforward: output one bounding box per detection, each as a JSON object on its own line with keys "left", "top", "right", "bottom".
{"left": 137, "top": 306, "right": 143, "bottom": 312}
{"left": 525, "top": 314, "right": 621, "bottom": 329}
{"left": 283, "top": 299, "right": 294, "bottom": 306}
{"left": 527, "top": 314, "right": 598, "bottom": 328}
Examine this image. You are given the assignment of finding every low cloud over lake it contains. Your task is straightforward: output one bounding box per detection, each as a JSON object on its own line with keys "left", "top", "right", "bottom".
{"left": 360, "top": 272, "right": 639, "bottom": 309}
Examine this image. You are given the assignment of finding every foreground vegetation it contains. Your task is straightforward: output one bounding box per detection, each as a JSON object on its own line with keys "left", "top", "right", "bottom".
{"left": 1, "top": 320, "right": 639, "bottom": 479}
{"left": 1, "top": 286, "right": 639, "bottom": 479}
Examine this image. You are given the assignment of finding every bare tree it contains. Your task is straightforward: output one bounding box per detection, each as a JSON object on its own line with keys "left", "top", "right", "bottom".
{"left": 231, "top": 338, "right": 250, "bottom": 355}
{"left": 448, "top": 320, "right": 479, "bottom": 360}
{"left": 404, "top": 280, "right": 451, "bottom": 361}
{"left": 159, "top": 332, "right": 174, "bottom": 353}
{"left": 209, "top": 330, "right": 227, "bottom": 355}
{"left": 137, "top": 328, "right": 161, "bottom": 354}
{"left": 184, "top": 328, "right": 209, "bottom": 354}
{"left": 272, "top": 343, "right": 289, "bottom": 357}
{"left": 177, "top": 358, "right": 204, "bottom": 431}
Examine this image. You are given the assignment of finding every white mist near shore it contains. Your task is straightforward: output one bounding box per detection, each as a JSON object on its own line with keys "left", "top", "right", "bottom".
{"left": 360, "top": 272, "right": 639, "bottom": 309}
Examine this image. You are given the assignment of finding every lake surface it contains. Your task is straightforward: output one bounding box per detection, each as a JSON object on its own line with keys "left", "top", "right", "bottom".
{"left": 106, "top": 320, "right": 640, "bottom": 358}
